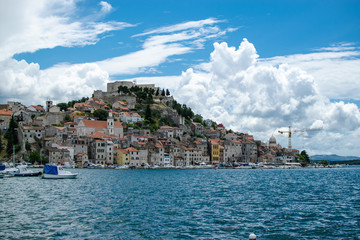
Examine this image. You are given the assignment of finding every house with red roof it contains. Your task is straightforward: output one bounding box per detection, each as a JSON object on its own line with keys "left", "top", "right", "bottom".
{"left": 76, "top": 114, "right": 123, "bottom": 138}
{"left": 0, "top": 109, "right": 12, "bottom": 131}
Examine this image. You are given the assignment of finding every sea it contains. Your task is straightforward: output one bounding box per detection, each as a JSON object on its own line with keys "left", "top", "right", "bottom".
{"left": 0, "top": 167, "right": 359, "bottom": 239}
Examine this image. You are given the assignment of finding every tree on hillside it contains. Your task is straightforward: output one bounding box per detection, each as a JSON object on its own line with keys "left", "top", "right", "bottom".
{"left": 57, "top": 103, "right": 68, "bottom": 111}
{"left": 4, "top": 116, "right": 19, "bottom": 155}
{"left": 166, "top": 89, "right": 170, "bottom": 96}
{"left": 155, "top": 88, "right": 159, "bottom": 96}
{"left": 93, "top": 109, "right": 109, "bottom": 121}
{"left": 29, "top": 151, "right": 40, "bottom": 164}
{"left": 25, "top": 141, "right": 31, "bottom": 152}
{"left": 145, "top": 105, "right": 152, "bottom": 121}
{"left": 118, "top": 86, "right": 130, "bottom": 94}
{"left": 65, "top": 114, "right": 72, "bottom": 122}
{"left": 161, "top": 89, "right": 165, "bottom": 96}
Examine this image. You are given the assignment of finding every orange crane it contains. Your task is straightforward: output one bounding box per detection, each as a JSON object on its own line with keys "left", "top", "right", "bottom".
{"left": 278, "top": 126, "right": 321, "bottom": 151}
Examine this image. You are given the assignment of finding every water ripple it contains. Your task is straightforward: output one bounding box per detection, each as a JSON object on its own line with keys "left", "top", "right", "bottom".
{"left": 0, "top": 167, "right": 359, "bottom": 239}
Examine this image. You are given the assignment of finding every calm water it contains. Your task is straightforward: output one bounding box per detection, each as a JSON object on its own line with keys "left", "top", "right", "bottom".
{"left": 0, "top": 167, "right": 359, "bottom": 239}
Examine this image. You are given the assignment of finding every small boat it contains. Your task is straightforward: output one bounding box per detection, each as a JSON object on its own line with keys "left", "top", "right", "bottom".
{"left": 42, "top": 164, "right": 78, "bottom": 179}
{"left": 0, "top": 164, "right": 17, "bottom": 177}
{"left": 14, "top": 165, "right": 42, "bottom": 177}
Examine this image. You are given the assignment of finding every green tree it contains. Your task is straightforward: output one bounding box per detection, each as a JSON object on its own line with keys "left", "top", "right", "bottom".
{"left": 194, "top": 116, "right": 203, "bottom": 124}
{"left": 93, "top": 109, "right": 109, "bottom": 121}
{"left": 298, "top": 150, "right": 310, "bottom": 163}
{"left": 161, "top": 89, "right": 165, "bottom": 96}
{"left": 29, "top": 151, "right": 41, "bottom": 164}
{"left": 118, "top": 86, "right": 130, "bottom": 94}
{"left": 166, "top": 89, "right": 170, "bottom": 96}
{"left": 65, "top": 114, "right": 71, "bottom": 122}
{"left": 57, "top": 103, "right": 68, "bottom": 111}
{"left": 25, "top": 141, "right": 31, "bottom": 151}
{"left": 4, "top": 116, "right": 18, "bottom": 156}
{"left": 155, "top": 88, "right": 159, "bottom": 96}
{"left": 145, "top": 105, "right": 152, "bottom": 121}
{"left": 319, "top": 160, "right": 329, "bottom": 166}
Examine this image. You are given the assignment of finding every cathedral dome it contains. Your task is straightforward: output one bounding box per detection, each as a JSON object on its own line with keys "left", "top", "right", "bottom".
{"left": 269, "top": 135, "right": 276, "bottom": 146}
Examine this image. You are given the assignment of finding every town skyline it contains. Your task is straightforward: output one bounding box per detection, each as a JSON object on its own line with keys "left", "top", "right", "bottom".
{"left": 1, "top": 0, "right": 359, "bottom": 156}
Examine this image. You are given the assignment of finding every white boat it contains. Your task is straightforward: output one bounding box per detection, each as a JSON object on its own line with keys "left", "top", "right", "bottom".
{"left": 0, "top": 164, "right": 17, "bottom": 177}
{"left": 115, "top": 165, "right": 129, "bottom": 170}
{"left": 14, "top": 165, "right": 42, "bottom": 177}
{"left": 42, "top": 164, "right": 78, "bottom": 179}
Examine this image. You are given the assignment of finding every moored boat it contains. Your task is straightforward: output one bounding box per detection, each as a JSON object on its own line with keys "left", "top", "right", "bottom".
{"left": 14, "top": 165, "right": 42, "bottom": 177}
{"left": 0, "top": 164, "right": 17, "bottom": 177}
{"left": 42, "top": 164, "right": 78, "bottom": 179}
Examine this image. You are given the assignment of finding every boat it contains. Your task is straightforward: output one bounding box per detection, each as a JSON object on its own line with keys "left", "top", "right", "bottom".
{"left": 115, "top": 165, "right": 129, "bottom": 170}
{"left": 0, "top": 164, "right": 17, "bottom": 177}
{"left": 14, "top": 165, "right": 42, "bottom": 177}
{"left": 42, "top": 164, "right": 78, "bottom": 179}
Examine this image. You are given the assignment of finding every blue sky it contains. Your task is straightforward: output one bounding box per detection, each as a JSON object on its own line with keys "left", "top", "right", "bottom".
{"left": 13, "top": 0, "right": 360, "bottom": 76}
{"left": 1, "top": 0, "right": 360, "bottom": 156}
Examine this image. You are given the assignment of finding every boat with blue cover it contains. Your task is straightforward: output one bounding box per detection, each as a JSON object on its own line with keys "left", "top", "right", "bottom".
{"left": 42, "top": 164, "right": 78, "bottom": 179}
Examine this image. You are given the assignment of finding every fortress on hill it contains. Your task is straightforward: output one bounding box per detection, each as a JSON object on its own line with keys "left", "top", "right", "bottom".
{"left": 93, "top": 80, "right": 160, "bottom": 106}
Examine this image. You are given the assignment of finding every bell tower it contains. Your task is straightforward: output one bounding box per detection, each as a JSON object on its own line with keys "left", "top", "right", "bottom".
{"left": 107, "top": 110, "right": 114, "bottom": 135}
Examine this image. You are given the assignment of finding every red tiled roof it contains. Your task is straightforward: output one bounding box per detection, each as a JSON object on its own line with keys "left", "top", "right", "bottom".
{"left": 126, "top": 147, "right": 139, "bottom": 152}
{"left": 31, "top": 105, "right": 45, "bottom": 111}
{"left": 81, "top": 119, "right": 122, "bottom": 128}
{"left": 117, "top": 101, "right": 127, "bottom": 106}
{"left": 0, "top": 109, "right": 12, "bottom": 116}
{"left": 74, "top": 103, "right": 93, "bottom": 108}
{"left": 118, "top": 149, "right": 129, "bottom": 154}
{"left": 87, "top": 132, "right": 112, "bottom": 139}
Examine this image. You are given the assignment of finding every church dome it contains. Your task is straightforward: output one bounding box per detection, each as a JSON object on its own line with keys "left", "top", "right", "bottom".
{"left": 269, "top": 135, "right": 276, "bottom": 146}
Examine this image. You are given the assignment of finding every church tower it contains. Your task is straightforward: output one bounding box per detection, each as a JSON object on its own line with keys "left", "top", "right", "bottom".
{"left": 107, "top": 110, "right": 114, "bottom": 135}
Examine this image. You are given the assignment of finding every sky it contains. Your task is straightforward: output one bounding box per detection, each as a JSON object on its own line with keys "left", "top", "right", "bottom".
{"left": 1, "top": 0, "right": 360, "bottom": 156}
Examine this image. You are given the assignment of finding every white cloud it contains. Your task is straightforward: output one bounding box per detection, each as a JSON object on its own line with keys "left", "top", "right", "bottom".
{"left": 0, "top": 0, "right": 133, "bottom": 61}
{"left": 97, "top": 18, "right": 230, "bottom": 75}
{"left": 133, "top": 18, "right": 222, "bottom": 37}
{"left": 0, "top": 58, "right": 109, "bottom": 105}
{"left": 173, "top": 39, "right": 360, "bottom": 156}
{"left": 99, "top": 1, "right": 112, "bottom": 15}
{"left": 263, "top": 43, "right": 360, "bottom": 100}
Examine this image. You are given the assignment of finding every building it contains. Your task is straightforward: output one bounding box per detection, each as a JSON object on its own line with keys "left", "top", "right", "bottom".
{"left": 116, "top": 148, "right": 130, "bottom": 166}
{"left": 19, "top": 126, "right": 45, "bottom": 144}
{"left": 208, "top": 139, "right": 220, "bottom": 164}
{"left": 0, "top": 109, "right": 12, "bottom": 131}
{"left": 76, "top": 115, "right": 123, "bottom": 138}
{"left": 91, "top": 140, "right": 114, "bottom": 165}
{"left": 48, "top": 147, "right": 71, "bottom": 165}
{"left": 119, "top": 112, "right": 143, "bottom": 124}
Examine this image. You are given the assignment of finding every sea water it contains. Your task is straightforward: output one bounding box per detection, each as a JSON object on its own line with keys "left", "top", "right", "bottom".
{"left": 0, "top": 167, "right": 359, "bottom": 239}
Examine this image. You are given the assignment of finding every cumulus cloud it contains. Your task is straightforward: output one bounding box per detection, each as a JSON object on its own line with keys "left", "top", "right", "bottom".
{"left": 0, "top": 0, "right": 133, "bottom": 61}
{"left": 174, "top": 39, "right": 360, "bottom": 155}
{"left": 0, "top": 58, "right": 109, "bottom": 105}
{"left": 263, "top": 43, "right": 360, "bottom": 100}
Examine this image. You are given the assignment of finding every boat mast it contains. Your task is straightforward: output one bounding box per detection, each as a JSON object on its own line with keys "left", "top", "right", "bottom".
{"left": 13, "top": 145, "right": 15, "bottom": 167}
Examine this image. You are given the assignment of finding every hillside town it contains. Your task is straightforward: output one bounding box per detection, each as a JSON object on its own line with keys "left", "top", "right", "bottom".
{"left": 0, "top": 81, "right": 300, "bottom": 168}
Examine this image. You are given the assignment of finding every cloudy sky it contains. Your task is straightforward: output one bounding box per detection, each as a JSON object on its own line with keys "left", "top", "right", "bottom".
{"left": 1, "top": 0, "right": 360, "bottom": 156}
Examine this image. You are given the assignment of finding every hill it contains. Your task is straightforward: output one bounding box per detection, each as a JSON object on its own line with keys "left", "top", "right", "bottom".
{"left": 311, "top": 154, "right": 360, "bottom": 161}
